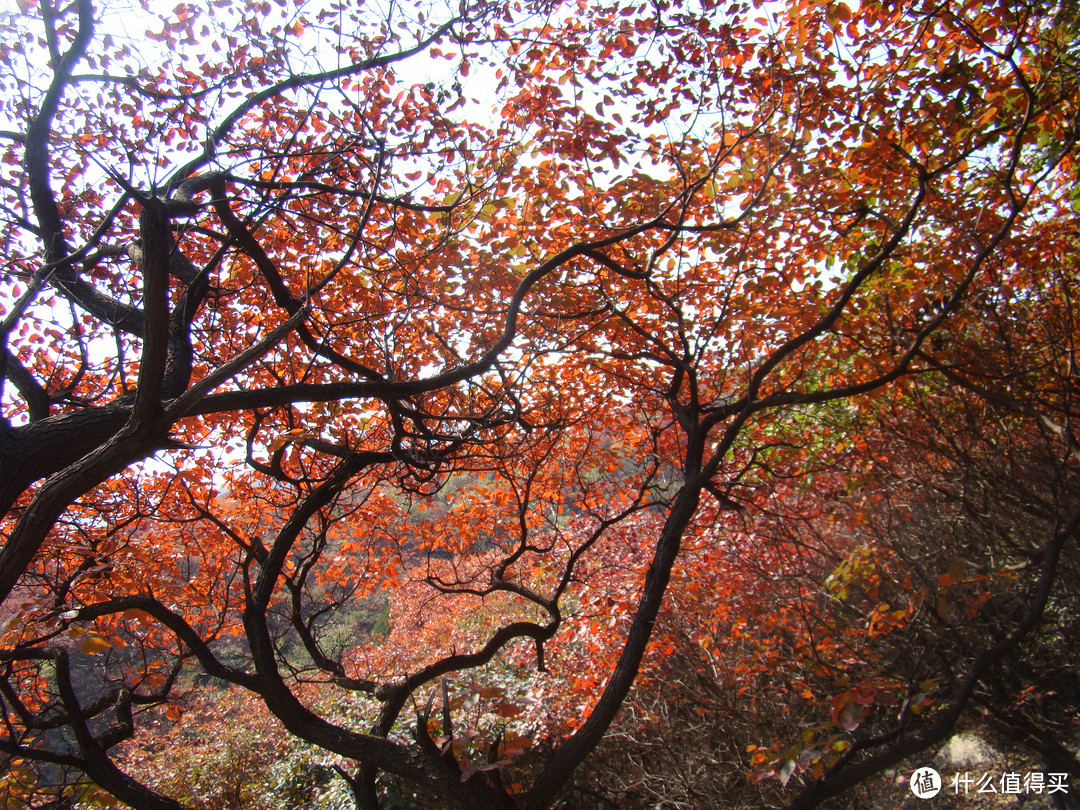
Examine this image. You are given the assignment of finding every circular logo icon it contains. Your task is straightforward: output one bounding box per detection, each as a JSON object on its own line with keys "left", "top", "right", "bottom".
{"left": 910, "top": 766, "right": 942, "bottom": 798}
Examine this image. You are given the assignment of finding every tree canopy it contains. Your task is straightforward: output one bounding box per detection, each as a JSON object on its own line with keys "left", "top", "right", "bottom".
{"left": 1, "top": 0, "right": 1078, "bottom": 807}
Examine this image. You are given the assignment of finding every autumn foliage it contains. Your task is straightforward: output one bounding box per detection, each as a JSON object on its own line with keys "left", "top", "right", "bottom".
{"left": 1, "top": 0, "right": 1079, "bottom": 806}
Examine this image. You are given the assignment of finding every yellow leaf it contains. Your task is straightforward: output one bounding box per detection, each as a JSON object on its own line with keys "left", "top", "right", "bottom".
{"left": 80, "top": 636, "right": 111, "bottom": 654}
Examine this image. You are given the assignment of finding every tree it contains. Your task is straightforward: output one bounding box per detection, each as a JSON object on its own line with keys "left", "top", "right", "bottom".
{"left": 1, "top": 0, "right": 1078, "bottom": 807}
